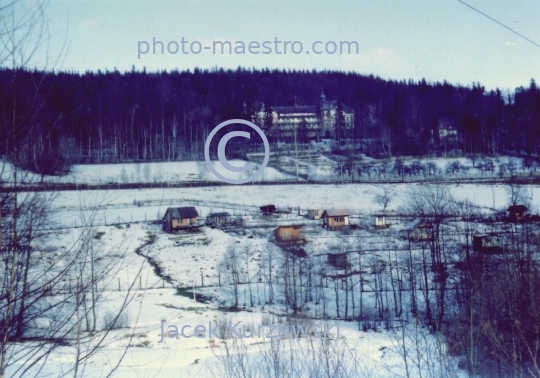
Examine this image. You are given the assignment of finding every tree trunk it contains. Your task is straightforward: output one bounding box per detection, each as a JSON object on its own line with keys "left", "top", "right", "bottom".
{"left": 15, "top": 224, "right": 33, "bottom": 339}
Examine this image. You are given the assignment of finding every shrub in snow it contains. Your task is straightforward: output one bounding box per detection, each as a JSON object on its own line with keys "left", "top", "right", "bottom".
{"left": 102, "top": 310, "right": 129, "bottom": 330}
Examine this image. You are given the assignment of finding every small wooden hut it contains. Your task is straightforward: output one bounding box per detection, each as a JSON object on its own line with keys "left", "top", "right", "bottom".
{"left": 163, "top": 207, "right": 200, "bottom": 233}
{"left": 321, "top": 209, "right": 350, "bottom": 231}
{"left": 274, "top": 225, "right": 306, "bottom": 245}
{"left": 206, "top": 212, "right": 231, "bottom": 227}
{"left": 327, "top": 253, "right": 349, "bottom": 268}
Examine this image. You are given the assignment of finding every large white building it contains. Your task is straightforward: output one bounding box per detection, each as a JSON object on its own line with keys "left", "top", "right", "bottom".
{"left": 252, "top": 93, "right": 354, "bottom": 141}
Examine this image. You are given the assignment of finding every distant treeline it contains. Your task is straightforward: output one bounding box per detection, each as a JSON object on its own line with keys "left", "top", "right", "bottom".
{"left": 0, "top": 67, "right": 539, "bottom": 174}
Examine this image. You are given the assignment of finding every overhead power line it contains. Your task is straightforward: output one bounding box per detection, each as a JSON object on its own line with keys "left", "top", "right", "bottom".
{"left": 456, "top": 0, "right": 540, "bottom": 49}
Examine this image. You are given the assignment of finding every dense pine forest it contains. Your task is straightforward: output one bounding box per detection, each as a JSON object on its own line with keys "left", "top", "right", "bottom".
{"left": 0, "top": 67, "right": 539, "bottom": 174}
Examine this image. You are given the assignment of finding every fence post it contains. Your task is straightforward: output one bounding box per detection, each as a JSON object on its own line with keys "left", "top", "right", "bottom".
{"left": 118, "top": 278, "right": 121, "bottom": 291}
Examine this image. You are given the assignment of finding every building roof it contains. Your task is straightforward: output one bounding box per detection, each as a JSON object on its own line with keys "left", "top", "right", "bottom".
{"left": 320, "top": 100, "right": 337, "bottom": 111}
{"left": 260, "top": 204, "right": 276, "bottom": 213}
{"left": 322, "top": 209, "right": 350, "bottom": 217}
{"left": 415, "top": 220, "right": 433, "bottom": 229}
{"left": 253, "top": 101, "right": 353, "bottom": 115}
{"left": 165, "top": 207, "right": 199, "bottom": 219}
{"left": 275, "top": 225, "right": 304, "bottom": 231}
{"left": 207, "top": 212, "right": 230, "bottom": 217}
{"left": 273, "top": 106, "right": 317, "bottom": 115}
{"left": 508, "top": 205, "right": 528, "bottom": 212}
{"left": 474, "top": 232, "right": 502, "bottom": 239}
{"left": 401, "top": 220, "right": 433, "bottom": 231}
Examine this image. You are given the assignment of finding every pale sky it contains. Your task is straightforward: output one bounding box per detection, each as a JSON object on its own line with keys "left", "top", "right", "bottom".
{"left": 45, "top": 0, "right": 540, "bottom": 91}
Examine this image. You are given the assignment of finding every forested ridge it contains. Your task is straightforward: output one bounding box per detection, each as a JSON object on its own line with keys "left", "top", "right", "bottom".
{"left": 1, "top": 67, "right": 539, "bottom": 173}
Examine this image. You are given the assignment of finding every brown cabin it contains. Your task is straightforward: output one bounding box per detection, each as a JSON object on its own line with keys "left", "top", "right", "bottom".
{"left": 163, "top": 207, "right": 199, "bottom": 233}
{"left": 321, "top": 209, "right": 350, "bottom": 231}
{"left": 274, "top": 225, "right": 306, "bottom": 245}
{"left": 507, "top": 205, "right": 528, "bottom": 222}
{"left": 401, "top": 221, "right": 434, "bottom": 241}
{"left": 327, "top": 253, "right": 349, "bottom": 268}
{"left": 473, "top": 233, "right": 503, "bottom": 254}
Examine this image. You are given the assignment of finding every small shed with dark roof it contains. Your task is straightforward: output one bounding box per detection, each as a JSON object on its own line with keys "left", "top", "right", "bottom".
{"left": 400, "top": 220, "right": 434, "bottom": 241}
{"left": 473, "top": 233, "right": 503, "bottom": 254}
{"left": 327, "top": 253, "right": 350, "bottom": 268}
{"left": 507, "top": 205, "right": 528, "bottom": 222}
{"left": 206, "top": 212, "right": 231, "bottom": 227}
{"left": 321, "top": 209, "right": 350, "bottom": 231}
{"left": 163, "top": 207, "right": 199, "bottom": 233}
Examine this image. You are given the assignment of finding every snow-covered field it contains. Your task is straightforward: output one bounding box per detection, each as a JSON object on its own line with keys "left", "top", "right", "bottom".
{"left": 0, "top": 160, "right": 297, "bottom": 185}
{"left": 6, "top": 158, "right": 538, "bottom": 377}
{"left": 1, "top": 155, "right": 536, "bottom": 186}
{"left": 14, "top": 219, "right": 468, "bottom": 377}
{"left": 46, "top": 181, "right": 537, "bottom": 228}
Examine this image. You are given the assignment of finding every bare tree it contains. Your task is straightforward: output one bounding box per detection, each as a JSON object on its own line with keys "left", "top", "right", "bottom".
{"left": 381, "top": 124, "right": 397, "bottom": 157}
{"left": 143, "top": 163, "right": 151, "bottom": 182}
{"left": 196, "top": 160, "right": 208, "bottom": 182}
{"left": 243, "top": 242, "right": 254, "bottom": 307}
{"left": 0, "top": 1, "right": 66, "bottom": 375}
{"left": 219, "top": 241, "right": 242, "bottom": 309}
{"left": 401, "top": 184, "right": 454, "bottom": 331}
{"left": 0, "top": 3, "right": 142, "bottom": 376}
{"left": 374, "top": 186, "right": 395, "bottom": 212}
{"left": 260, "top": 244, "right": 276, "bottom": 305}
{"left": 506, "top": 183, "right": 530, "bottom": 208}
